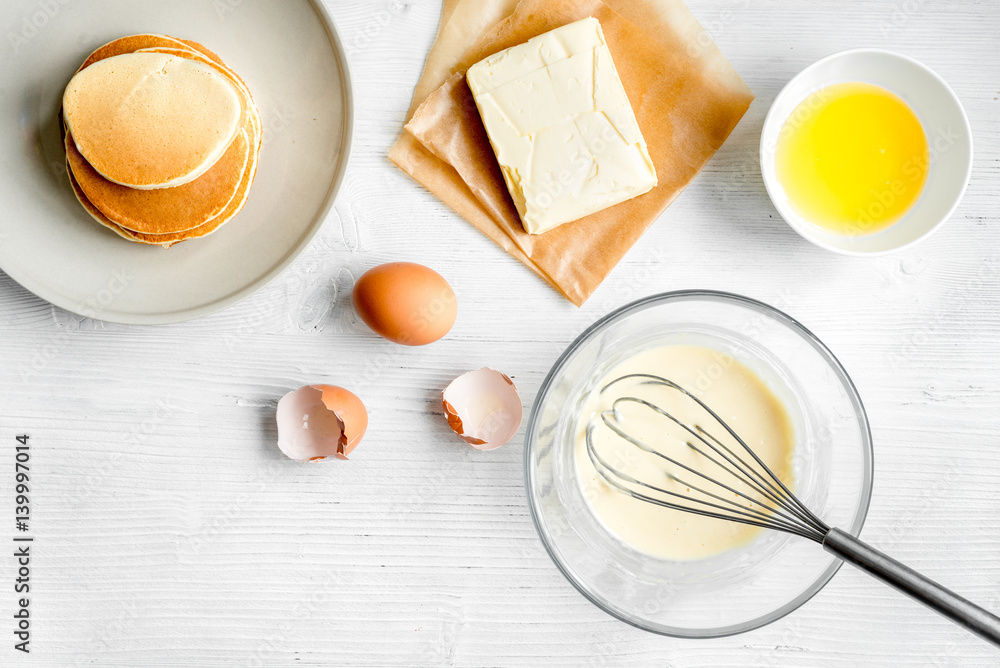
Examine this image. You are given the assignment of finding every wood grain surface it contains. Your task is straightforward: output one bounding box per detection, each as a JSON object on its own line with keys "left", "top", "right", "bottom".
{"left": 1, "top": 0, "right": 999, "bottom": 666}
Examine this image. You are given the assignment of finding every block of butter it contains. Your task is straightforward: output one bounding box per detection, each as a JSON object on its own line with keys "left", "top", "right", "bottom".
{"left": 466, "top": 17, "right": 657, "bottom": 235}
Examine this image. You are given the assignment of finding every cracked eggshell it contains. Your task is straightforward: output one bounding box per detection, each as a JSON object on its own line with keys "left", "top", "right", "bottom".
{"left": 442, "top": 368, "right": 522, "bottom": 451}
{"left": 276, "top": 385, "right": 368, "bottom": 462}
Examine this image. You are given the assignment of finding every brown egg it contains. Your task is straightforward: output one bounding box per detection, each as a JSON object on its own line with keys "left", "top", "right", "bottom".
{"left": 275, "top": 384, "right": 368, "bottom": 462}
{"left": 352, "top": 262, "right": 457, "bottom": 346}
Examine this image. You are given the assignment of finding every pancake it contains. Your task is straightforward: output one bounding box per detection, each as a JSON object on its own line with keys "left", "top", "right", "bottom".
{"left": 66, "top": 156, "right": 163, "bottom": 245}
{"left": 175, "top": 39, "right": 261, "bottom": 147}
{"left": 74, "top": 34, "right": 261, "bottom": 160}
{"left": 178, "top": 39, "right": 225, "bottom": 65}
{"left": 66, "top": 126, "right": 249, "bottom": 234}
{"left": 77, "top": 35, "right": 260, "bottom": 147}
{"left": 67, "top": 139, "right": 257, "bottom": 247}
{"left": 77, "top": 35, "right": 260, "bottom": 157}
{"left": 76, "top": 34, "right": 197, "bottom": 71}
{"left": 136, "top": 47, "right": 261, "bottom": 149}
{"left": 64, "top": 34, "right": 261, "bottom": 246}
{"left": 63, "top": 52, "right": 243, "bottom": 189}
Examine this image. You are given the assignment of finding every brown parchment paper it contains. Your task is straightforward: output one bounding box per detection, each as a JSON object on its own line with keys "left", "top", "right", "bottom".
{"left": 389, "top": 0, "right": 566, "bottom": 294}
{"left": 404, "top": 0, "right": 521, "bottom": 119}
{"left": 391, "top": 0, "right": 754, "bottom": 305}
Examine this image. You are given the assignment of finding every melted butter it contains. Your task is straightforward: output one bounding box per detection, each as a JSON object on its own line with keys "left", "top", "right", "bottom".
{"left": 775, "top": 82, "right": 929, "bottom": 236}
{"left": 574, "top": 344, "right": 795, "bottom": 561}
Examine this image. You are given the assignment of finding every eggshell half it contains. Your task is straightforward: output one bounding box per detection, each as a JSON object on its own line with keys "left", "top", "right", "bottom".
{"left": 276, "top": 384, "right": 368, "bottom": 462}
{"left": 442, "top": 368, "right": 523, "bottom": 451}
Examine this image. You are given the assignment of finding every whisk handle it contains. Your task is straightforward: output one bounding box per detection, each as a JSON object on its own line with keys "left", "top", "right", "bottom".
{"left": 823, "top": 527, "right": 1000, "bottom": 647}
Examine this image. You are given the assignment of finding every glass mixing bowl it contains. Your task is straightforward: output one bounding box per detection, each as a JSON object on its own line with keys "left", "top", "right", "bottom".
{"left": 524, "top": 290, "right": 873, "bottom": 637}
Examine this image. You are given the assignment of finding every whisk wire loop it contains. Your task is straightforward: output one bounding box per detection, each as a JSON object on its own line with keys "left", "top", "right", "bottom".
{"left": 693, "top": 421, "right": 827, "bottom": 532}
{"left": 598, "top": 403, "right": 821, "bottom": 538}
{"left": 608, "top": 395, "right": 823, "bottom": 534}
{"left": 609, "top": 375, "right": 813, "bottom": 511}
{"left": 589, "top": 373, "right": 830, "bottom": 541}
{"left": 584, "top": 423, "right": 820, "bottom": 539}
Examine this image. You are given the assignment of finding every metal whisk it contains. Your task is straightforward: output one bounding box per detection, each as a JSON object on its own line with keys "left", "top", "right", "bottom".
{"left": 586, "top": 373, "right": 1000, "bottom": 647}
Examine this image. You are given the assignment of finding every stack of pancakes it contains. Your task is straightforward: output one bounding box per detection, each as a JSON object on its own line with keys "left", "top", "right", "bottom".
{"left": 61, "top": 35, "right": 261, "bottom": 247}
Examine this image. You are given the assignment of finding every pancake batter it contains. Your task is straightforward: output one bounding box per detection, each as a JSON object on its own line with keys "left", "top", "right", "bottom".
{"left": 575, "top": 344, "right": 795, "bottom": 560}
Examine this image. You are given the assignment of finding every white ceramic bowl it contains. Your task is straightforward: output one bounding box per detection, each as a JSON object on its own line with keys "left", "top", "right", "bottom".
{"left": 0, "top": 0, "right": 353, "bottom": 324}
{"left": 760, "top": 49, "right": 972, "bottom": 256}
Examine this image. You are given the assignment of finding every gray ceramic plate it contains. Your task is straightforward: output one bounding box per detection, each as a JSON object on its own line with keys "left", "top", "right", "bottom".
{"left": 0, "top": 0, "right": 353, "bottom": 324}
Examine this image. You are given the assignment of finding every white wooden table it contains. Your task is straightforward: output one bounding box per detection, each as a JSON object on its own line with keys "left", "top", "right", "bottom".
{"left": 2, "top": 1, "right": 999, "bottom": 665}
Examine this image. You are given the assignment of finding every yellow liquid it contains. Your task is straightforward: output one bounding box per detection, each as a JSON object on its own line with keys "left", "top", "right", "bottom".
{"left": 775, "top": 82, "right": 929, "bottom": 236}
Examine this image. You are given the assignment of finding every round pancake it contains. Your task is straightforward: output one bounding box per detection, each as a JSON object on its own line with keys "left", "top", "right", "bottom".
{"left": 66, "top": 127, "right": 249, "bottom": 234}
{"left": 68, "top": 138, "right": 258, "bottom": 247}
{"left": 179, "top": 39, "right": 225, "bottom": 65}
{"left": 176, "top": 39, "right": 261, "bottom": 145}
{"left": 76, "top": 34, "right": 196, "bottom": 71}
{"left": 75, "top": 35, "right": 260, "bottom": 157}
{"left": 110, "top": 48, "right": 260, "bottom": 237}
{"left": 78, "top": 35, "right": 260, "bottom": 155}
{"left": 77, "top": 119, "right": 259, "bottom": 247}
{"left": 66, "top": 156, "right": 165, "bottom": 245}
{"left": 136, "top": 47, "right": 261, "bottom": 149}
{"left": 117, "top": 42, "right": 261, "bottom": 239}
{"left": 63, "top": 52, "right": 243, "bottom": 189}
{"left": 78, "top": 36, "right": 257, "bottom": 125}
{"left": 65, "top": 34, "right": 261, "bottom": 245}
